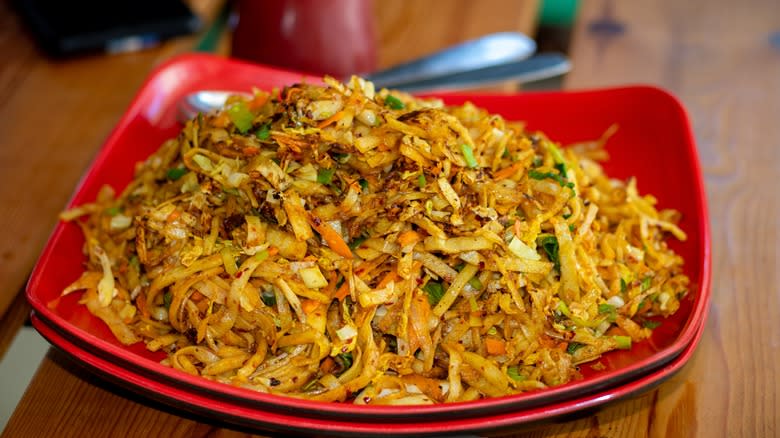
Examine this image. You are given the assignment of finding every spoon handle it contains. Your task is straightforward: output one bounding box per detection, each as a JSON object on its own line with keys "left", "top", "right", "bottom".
{"left": 393, "top": 52, "right": 571, "bottom": 93}
{"left": 363, "top": 32, "right": 536, "bottom": 89}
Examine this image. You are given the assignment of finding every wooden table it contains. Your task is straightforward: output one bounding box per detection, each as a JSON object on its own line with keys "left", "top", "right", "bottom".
{"left": 3, "top": 0, "right": 778, "bottom": 436}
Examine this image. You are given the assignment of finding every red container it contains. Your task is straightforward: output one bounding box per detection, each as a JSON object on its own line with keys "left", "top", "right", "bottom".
{"left": 27, "top": 54, "right": 711, "bottom": 435}
{"left": 231, "top": 0, "right": 377, "bottom": 77}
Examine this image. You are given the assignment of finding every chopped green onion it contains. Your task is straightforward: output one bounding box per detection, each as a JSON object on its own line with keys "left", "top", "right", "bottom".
{"left": 528, "top": 169, "right": 571, "bottom": 188}
{"left": 317, "top": 168, "right": 335, "bottom": 184}
{"left": 254, "top": 249, "right": 270, "bottom": 262}
{"left": 569, "top": 223, "right": 576, "bottom": 232}
{"left": 163, "top": 291, "right": 173, "bottom": 309}
{"left": 336, "top": 352, "right": 353, "bottom": 371}
{"left": 566, "top": 342, "right": 585, "bottom": 355}
{"left": 166, "top": 167, "right": 188, "bottom": 181}
{"left": 359, "top": 178, "right": 369, "bottom": 192}
{"left": 487, "top": 326, "right": 497, "bottom": 336}
{"left": 642, "top": 320, "right": 662, "bottom": 329}
{"left": 255, "top": 123, "right": 271, "bottom": 140}
{"left": 532, "top": 156, "right": 543, "bottom": 167}
{"left": 417, "top": 173, "right": 427, "bottom": 188}
{"left": 620, "top": 278, "right": 628, "bottom": 292}
{"left": 641, "top": 276, "right": 652, "bottom": 291}
{"left": 613, "top": 335, "right": 632, "bottom": 349}
{"left": 536, "top": 234, "right": 560, "bottom": 271}
{"left": 384, "top": 94, "right": 405, "bottom": 110}
{"left": 598, "top": 303, "right": 617, "bottom": 322}
{"left": 502, "top": 147, "right": 510, "bottom": 158}
{"left": 546, "top": 141, "right": 567, "bottom": 174}
{"left": 468, "top": 276, "right": 483, "bottom": 291}
{"left": 105, "top": 206, "right": 121, "bottom": 216}
{"left": 332, "top": 152, "right": 351, "bottom": 163}
{"left": 348, "top": 236, "right": 367, "bottom": 250}
{"left": 226, "top": 101, "right": 254, "bottom": 133}
{"left": 261, "top": 289, "right": 276, "bottom": 306}
{"left": 506, "top": 366, "right": 525, "bottom": 381}
{"left": 460, "top": 144, "right": 478, "bottom": 168}
{"left": 423, "top": 281, "right": 446, "bottom": 306}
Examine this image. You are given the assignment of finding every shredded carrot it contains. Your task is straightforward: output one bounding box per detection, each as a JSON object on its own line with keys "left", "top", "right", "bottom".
{"left": 267, "top": 246, "right": 279, "bottom": 256}
{"left": 485, "top": 338, "right": 506, "bottom": 355}
{"left": 135, "top": 293, "right": 151, "bottom": 319}
{"left": 247, "top": 93, "right": 269, "bottom": 110}
{"left": 322, "top": 270, "right": 338, "bottom": 298}
{"left": 513, "top": 220, "right": 523, "bottom": 239}
{"left": 166, "top": 210, "right": 181, "bottom": 223}
{"left": 320, "top": 356, "right": 336, "bottom": 374}
{"left": 242, "top": 146, "right": 260, "bottom": 156}
{"left": 493, "top": 161, "right": 524, "bottom": 180}
{"left": 213, "top": 112, "right": 230, "bottom": 128}
{"left": 397, "top": 230, "right": 422, "bottom": 247}
{"left": 308, "top": 214, "right": 353, "bottom": 259}
{"left": 301, "top": 299, "right": 320, "bottom": 315}
{"left": 317, "top": 111, "right": 346, "bottom": 129}
{"left": 191, "top": 291, "right": 204, "bottom": 302}
{"left": 334, "top": 280, "right": 350, "bottom": 301}
{"left": 376, "top": 270, "right": 399, "bottom": 289}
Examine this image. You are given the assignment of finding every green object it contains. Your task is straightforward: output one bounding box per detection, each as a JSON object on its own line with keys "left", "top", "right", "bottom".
{"left": 613, "top": 335, "right": 632, "bottom": 349}
{"left": 105, "top": 206, "right": 121, "bottom": 216}
{"left": 417, "top": 173, "right": 427, "bottom": 188}
{"left": 227, "top": 101, "right": 254, "bottom": 133}
{"left": 528, "top": 169, "right": 572, "bottom": 188}
{"left": 468, "top": 276, "right": 483, "bottom": 291}
{"left": 384, "top": 94, "right": 405, "bottom": 110}
{"left": 539, "top": 0, "right": 580, "bottom": 27}
{"left": 566, "top": 342, "right": 585, "bottom": 355}
{"left": 423, "top": 281, "right": 446, "bottom": 306}
{"left": 537, "top": 234, "right": 560, "bottom": 271}
{"left": 460, "top": 144, "right": 478, "bottom": 168}
{"left": 261, "top": 289, "right": 276, "bottom": 307}
{"left": 317, "top": 168, "right": 336, "bottom": 184}
{"left": 163, "top": 291, "right": 173, "bottom": 309}
{"left": 255, "top": 123, "right": 271, "bottom": 140}
{"left": 166, "top": 167, "right": 188, "bottom": 181}
{"left": 643, "top": 320, "right": 662, "bottom": 329}
{"left": 506, "top": 366, "right": 525, "bottom": 381}
{"left": 348, "top": 236, "right": 367, "bottom": 250}
{"left": 641, "top": 276, "right": 652, "bottom": 291}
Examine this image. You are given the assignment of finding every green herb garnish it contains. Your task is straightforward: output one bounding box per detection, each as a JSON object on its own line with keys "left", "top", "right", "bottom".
{"left": 384, "top": 94, "right": 405, "bottom": 110}
{"left": 317, "top": 168, "right": 336, "bottom": 184}
{"left": 255, "top": 123, "right": 271, "bottom": 140}
{"left": 166, "top": 167, "right": 188, "bottom": 181}
{"left": 423, "top": 281, "right": 446, "bottom": 306}
{"left": 226, "top": 101, "right": 254, "bottom": 133}
{"left": 460, "top": 144, "right": 478, "bottom": 168}
{"left": 537, "top": 234, "right": 560, "bottom": 271}
{"left": 566, "top": 342, "right": 586, "bottom": 355}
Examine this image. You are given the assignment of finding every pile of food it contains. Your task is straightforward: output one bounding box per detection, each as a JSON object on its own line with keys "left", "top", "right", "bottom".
{"left": 60, "top": 76, "right": 689, "bottom": 404}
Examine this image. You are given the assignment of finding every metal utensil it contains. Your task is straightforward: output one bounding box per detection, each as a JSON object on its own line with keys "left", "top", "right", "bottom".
{"left": 178, "top": 53, "right": 571, "bottom": 122}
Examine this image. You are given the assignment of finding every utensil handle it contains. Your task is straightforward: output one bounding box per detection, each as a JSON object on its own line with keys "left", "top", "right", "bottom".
{"left": 364, "top": 32, "right": 536, "bottom": 88}
{"left": 392, "top": 53, "right": 571, "bottom": 93}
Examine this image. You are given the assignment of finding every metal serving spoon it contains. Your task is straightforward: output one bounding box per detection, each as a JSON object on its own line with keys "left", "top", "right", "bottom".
{"left": 178, "top": 53, "right": 571, "bottom": 122}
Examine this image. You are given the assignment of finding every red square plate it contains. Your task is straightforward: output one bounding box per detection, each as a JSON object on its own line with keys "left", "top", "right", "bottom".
{"left": 32, "top": 312, "right": 705, "bottom": 436}
{"left": 27, "top": 54, "right": 711, "bottom": 422}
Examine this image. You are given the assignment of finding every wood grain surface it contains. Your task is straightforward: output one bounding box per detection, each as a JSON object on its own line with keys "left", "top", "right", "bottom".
{"left": 3, "top": 0, "right": 779, "bottom": 437}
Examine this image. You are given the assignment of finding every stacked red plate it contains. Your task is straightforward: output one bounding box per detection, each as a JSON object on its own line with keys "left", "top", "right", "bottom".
{"left": 27, "top": 54, "right": 711, "bottom": 436}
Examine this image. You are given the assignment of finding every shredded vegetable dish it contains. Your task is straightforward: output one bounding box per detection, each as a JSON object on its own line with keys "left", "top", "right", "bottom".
{"left": 60, "top": 77, "right": 689, "bottom": 404}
